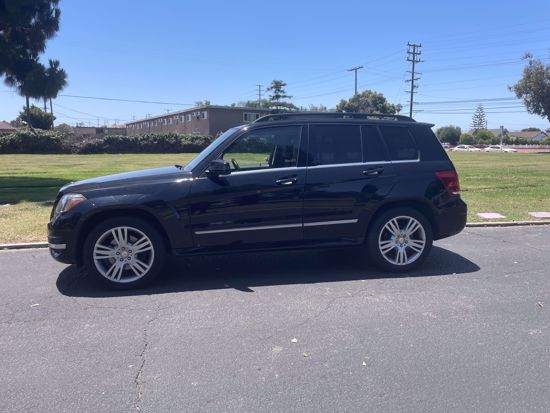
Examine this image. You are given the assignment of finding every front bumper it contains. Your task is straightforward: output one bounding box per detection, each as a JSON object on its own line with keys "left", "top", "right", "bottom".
{"left": 48, "top": 221, "right": 79, "bottom": 265}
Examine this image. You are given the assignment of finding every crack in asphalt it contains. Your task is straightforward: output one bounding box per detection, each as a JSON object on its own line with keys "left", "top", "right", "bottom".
{"left": 133, "top": 303, "right": 161, "bottom": 412}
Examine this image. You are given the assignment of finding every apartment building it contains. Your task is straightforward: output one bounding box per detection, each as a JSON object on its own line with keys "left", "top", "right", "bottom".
{"left": 126, "top": 106, "right": 271, "bottom": 136}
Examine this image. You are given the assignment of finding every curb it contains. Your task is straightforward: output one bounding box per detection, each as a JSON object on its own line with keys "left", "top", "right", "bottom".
{"left": 0, "top": 242, "right": 49, "bottom": 250}
{"left": 1, "top": 220, "right": 549, "bottom": 251}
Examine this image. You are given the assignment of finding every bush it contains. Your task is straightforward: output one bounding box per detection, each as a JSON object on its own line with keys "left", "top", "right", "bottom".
{"left": 0, "top": 131, "right": 216, "bottom": 154}
{"left": 76, "top": 134, "right": 215, "bottom": 154}
{"left": 459, "top": 133, "right": 475, "bottom": 145}
{"left": 436, "top": 125, "right": 461, "bottom": 145}
{"left": 16, "top": 106, "right": 55, "bottom": 130}
{"left": 0, "top": 128, "right": 65, "bottom": 153}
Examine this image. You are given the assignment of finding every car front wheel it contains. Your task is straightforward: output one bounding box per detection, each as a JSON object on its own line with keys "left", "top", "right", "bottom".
{"left": 83, "top": 217, "right": 166, "bottom": 289}
{"left": 367, "top": 208, "right": 433, "bottom": 272}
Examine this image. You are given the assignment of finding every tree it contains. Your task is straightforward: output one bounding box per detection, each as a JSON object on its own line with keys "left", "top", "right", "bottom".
{"left": 459, "top": 133, "right": 475, "bottom": 145}
{"left": 266, "top": 80, "right": 294, "bottom": 111}
{"left": 335, "top": 90, "right": 400, "bottom": 114}
{"left": 0, "top": 0, "right": 61, "bottom": 78}
{"left": 233, "top": 99, "right": 270, "bottom": 108}
{"left": 308, "top": 104, "right": 329, "bottom": 112}
{"left": 521, "top": 127, "right": 541, "bottom": 132}
{"left": 436, "top": 125, "right": 461, "bottom": 145}
{"left": 194, "top": 100, "right": 211, "bottom": 107}
{"left": 510, "top": 54, "right": 550, "bottom": 123}
{"left": 16, "top": 105, "right": 55, "bottom": 129}
{"left": 475, "top": 130, "right": 496, "bottom": 144}
{"left": 470, "top": 104, "right": 487, "bottom": 132}
{"left": 42, "top": 59, "right": 67, "bottom": 114}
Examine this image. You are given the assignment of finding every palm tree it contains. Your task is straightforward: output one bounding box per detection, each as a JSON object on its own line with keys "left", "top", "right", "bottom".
{"left": 43, "top": 59, "right": 67, "bottom": 115}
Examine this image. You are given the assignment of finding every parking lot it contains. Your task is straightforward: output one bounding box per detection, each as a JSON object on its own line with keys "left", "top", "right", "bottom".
{"left": 1, "top": 226, "right": 549, "bottom": 412}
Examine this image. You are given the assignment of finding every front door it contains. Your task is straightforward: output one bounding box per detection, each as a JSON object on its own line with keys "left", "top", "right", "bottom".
{"left": 187, "top": 125, "right": 306, "bottom": 250}
{"left": 303, "top": 124, "right": 396, "bottom": 243}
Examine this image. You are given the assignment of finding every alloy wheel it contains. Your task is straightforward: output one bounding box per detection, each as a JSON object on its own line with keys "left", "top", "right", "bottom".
{"left": 378, "top": 216, "right": 426, "bottom": 266}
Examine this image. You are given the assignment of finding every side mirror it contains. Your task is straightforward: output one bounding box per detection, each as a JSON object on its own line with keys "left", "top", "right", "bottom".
{"left": 206, "top": 159, "right": 231, "bottom": 176}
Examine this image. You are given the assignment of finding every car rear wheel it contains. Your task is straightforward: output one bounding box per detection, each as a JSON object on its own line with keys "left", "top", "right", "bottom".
{"left": 83, "top": 217, "right": 166, "bottom": 289}
{"left": 367, "top": 207, "right": 433, "bottom": 272}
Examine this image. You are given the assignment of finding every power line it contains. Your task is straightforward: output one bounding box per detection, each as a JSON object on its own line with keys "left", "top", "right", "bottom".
{"left": 406, "top": 42, "right": 422, "bottom": 118}
{"left": 58, "top": 94, "right": 194, "bottom": 106}
{"left": 416, "top": 97, "right": 517, "bottom": 105}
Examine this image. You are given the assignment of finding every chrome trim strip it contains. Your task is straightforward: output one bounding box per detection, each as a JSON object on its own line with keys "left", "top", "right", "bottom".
{"left": 229, "top": 166, "right": 304, "bottom": 176}
{"left": 49, "top": 243, "right": 66, "bottom": 250}
{"left": 195, "top": 223, "right": 302, "bottom": 235}
{"left": 195, "top": 219, "right": 359, "bottom": 235}
{"left": 304, "top": 219, "right": 358, "bottom": 227}
{"left": 307, "top": 161, "right": 390, "bottom": 169}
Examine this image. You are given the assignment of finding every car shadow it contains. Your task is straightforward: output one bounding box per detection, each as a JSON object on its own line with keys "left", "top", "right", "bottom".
{"left": 57, "top": 245, "right": 480, "bottom": 298}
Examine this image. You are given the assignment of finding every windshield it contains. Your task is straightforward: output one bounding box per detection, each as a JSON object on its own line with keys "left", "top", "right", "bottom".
{"left": 183, "top": 127, "right": 241, "bottom": 172}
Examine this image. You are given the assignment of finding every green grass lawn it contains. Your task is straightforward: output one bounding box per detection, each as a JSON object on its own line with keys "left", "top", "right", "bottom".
{"left": 1, "top": 152, "right": 549, "bottom": 243}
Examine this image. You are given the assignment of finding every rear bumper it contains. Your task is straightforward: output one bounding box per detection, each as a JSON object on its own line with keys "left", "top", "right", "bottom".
{"left": 433, "top": 198, "right": 467, "bottom": 240}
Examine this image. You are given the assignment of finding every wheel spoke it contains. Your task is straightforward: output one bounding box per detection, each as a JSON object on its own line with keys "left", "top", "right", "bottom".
{"left": 385, "top": 219, "right": 401, "bottom": 236}
{"left": 408, "top": 239, "right": 425, "bottom": 253}
{"left": 129, "top": 259, "right": 150, "bottom": 277}
{"left": 94, "top": 244, "right": 116, "bottom": 259}
{"left": 379, "top": 240, "right": 395, "bottom": 254}
{"left": 132, "top": 237, "right": 152, "bottom": 254}
{"left": 104, "top": 262, "right": 118, "bottom": 279}
{"left": 404, "top": 219, "right": 420, "bottom": 237}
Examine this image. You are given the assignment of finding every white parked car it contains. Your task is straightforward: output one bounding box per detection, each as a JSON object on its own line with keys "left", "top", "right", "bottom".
{"left": 452, "top": 144, "right": 481, "bottom": 152}
{"left": 484, "top": 145, "right": 517, "bottom": 153}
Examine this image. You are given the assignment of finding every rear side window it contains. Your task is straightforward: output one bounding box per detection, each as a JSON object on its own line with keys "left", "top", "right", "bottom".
{"left": 308, "top": 124, "right": 361, "bottom": 166}
{"left": 361, "top": 125, "right": 388, "bottom": 162}
{"left": 410, "top": 125, "right": 448, "bottom": 161}
{"left": 378, "top": 126, "right": 419, "bottom": 161}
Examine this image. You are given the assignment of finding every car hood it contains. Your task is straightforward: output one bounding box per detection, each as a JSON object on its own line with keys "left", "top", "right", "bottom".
{"left": 60, "top": 166, "right": 192, "bottom": 194}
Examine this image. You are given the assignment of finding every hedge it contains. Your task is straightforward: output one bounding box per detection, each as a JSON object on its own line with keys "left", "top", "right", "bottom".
{"left": 0, "top": 129, "right": 215, "bottom": 154}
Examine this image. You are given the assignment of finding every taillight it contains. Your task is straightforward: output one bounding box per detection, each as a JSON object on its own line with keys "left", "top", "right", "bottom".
{"left": 436, "top": 171, "right": 461, "bottom": 196}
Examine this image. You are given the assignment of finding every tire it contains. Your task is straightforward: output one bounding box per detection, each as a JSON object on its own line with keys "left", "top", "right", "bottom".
{"left": 366, "top": 207, "right": 433, "bottom": 272}
{"left": 82, "top": 216, "right": 166, "bottom": 289}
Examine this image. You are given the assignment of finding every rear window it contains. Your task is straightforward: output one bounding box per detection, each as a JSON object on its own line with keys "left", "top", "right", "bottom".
{"left": 378, "top": 126, "right": 419, "bottom": 161}
{"left": 361, "top": 125, "right": 388, "bottom": 162}
{"left": 308, "top": 124, "right": 362, "bottom": 166}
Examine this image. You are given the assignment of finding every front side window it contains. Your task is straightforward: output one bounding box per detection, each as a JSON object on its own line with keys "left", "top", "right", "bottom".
{"left": 221, "top": 126, "right": 301, "bottom": 171}
{"left": 308, "top": 124, "right": 362, "bottom": 166}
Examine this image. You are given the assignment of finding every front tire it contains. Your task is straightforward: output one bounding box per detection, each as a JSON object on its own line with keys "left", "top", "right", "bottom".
{"left": 367, "top": 207, "right": 433, "bottom": 272}
{"left": 83, "top": 217, "right": 166, "bottom": 289}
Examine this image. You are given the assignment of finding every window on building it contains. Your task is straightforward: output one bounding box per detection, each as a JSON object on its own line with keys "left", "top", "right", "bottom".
{"left": 308, "top": 124, "right": 362, "bottom": 166}
{"left": 187, "top": 114, "right": 192, "bottom": 122}
{"left": 201, "top": 111, "right": 208, "bottom": 119}
{"left": 221, "top": 126, "right": 302, "bottom": 171}
{"left": 378, "top": 126, "right": 419, "bottom": 161}
{"left": 243, "top": 112, "right": 261, "bottom": 122}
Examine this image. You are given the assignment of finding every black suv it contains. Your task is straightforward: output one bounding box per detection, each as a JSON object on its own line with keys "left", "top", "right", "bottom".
{"left": 48, "top": 113, "right": 466, "bottom": 289}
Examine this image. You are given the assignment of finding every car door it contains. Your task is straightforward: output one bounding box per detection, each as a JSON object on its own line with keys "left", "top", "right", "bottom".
{"left": 302, "top": 123, "right": 396, "bottom": 244}
{"left": 187, "top": 125, "right": 306, "bottom": 250}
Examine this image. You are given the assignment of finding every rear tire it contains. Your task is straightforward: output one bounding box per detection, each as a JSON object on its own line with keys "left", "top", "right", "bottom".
{"left": 82, "top": 217, "right": 166, "bottom": 289}
{"left": 367, "top": 207, "right": 433, "bottom": 272}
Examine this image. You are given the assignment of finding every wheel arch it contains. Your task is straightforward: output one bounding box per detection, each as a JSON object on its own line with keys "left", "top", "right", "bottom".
{"left": 75, "top": 208, "right": 172, "bottom": 265}
{"left": 365, "top": 199, "right": 438, "bottom": 241}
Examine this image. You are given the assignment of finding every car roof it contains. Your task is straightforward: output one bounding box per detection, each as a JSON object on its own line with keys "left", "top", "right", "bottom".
{"left": 252, "top": 112, "right": 434, "bottom": 127}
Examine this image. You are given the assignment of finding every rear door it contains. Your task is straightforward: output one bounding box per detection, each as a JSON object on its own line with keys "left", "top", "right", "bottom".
{"left": 303, "top": 123, "right": 396, "bottom": 244}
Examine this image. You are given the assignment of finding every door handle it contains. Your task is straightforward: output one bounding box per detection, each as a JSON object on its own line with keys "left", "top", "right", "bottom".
{"left": 363, "top": 167, "right": 384, "bottom": 176}
{"left": 275, "top": 176, "right": 298, "bottom": 186}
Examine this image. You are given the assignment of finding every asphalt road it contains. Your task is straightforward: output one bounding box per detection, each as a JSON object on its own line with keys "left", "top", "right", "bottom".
{"left": 1, "top": 226, "right": 549, "bottom": 412}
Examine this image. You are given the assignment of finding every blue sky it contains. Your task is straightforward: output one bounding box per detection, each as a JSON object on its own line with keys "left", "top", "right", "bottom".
{"left": 1, "top": 0, "right": 549, "bottom": 131}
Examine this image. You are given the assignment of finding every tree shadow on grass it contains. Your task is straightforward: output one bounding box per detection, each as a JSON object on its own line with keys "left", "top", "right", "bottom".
{"left": 57, "top": 245, "right": 480, "bottom": 298}
{"left": 0, "top": 176, "right": 69, "bottom": 204}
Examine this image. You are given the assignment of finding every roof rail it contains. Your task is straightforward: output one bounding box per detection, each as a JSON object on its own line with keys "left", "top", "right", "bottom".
{"left": 254, "top": 112, "right": 415, "bottom": 123}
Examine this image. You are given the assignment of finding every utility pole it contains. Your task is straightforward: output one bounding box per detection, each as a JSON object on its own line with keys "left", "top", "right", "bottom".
{"left": 347, "top": 66, "right": 364, "bottom": 96}
{"left": 256, "top": 84, "right": 263, "bottom": 107}
{"left": 406, "top": 42, "right": 422, "bottom": 118}
{"left": 500, "top": 125, "right": 504, "bottom": 146}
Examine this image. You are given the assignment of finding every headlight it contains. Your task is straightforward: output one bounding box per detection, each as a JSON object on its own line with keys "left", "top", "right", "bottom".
{"left": 54, "top": 194, "right": 87, "bottom": 217}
